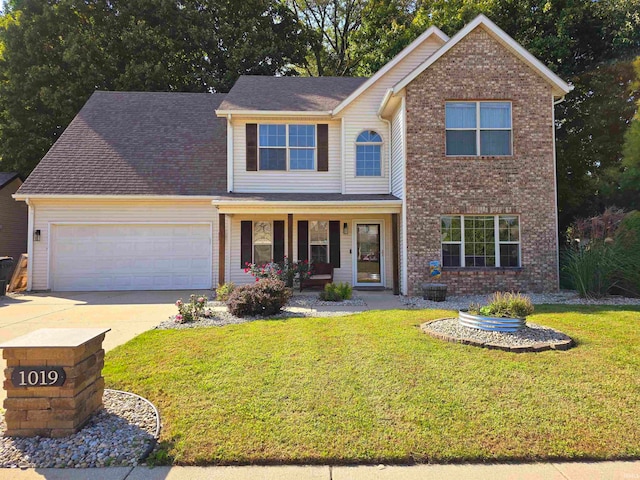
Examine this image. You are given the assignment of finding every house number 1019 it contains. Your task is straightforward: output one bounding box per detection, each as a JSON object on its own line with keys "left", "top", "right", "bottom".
{"left": 11, "top": 367, "right": 66, "bottom": 387}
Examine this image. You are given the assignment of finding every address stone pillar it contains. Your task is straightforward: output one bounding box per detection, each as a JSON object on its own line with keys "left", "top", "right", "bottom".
{"left": 1, "top": 328, "right": 110, "bottom": 438}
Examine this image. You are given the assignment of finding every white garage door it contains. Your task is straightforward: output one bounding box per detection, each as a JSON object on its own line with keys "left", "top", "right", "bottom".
{"left": 51, "top": 224, "right": 212, "bottom": 291}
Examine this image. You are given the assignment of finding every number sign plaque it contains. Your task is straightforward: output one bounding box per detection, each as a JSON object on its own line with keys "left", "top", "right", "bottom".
{"left": 11, "top": 366, "right": 66, "bottom": 387}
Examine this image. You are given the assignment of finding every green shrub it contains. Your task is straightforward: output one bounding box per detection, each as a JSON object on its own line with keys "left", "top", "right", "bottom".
{"left": 468, "top": 292, "right": 534, "bottom": 318}
{"left": 226, "top": 278, "right": 292, "bottom": 318}
{"left": 319, "top": 282, "right": 353, "bottom": 302}
{"left": 175, "top": 294, "right": 208, "bottom": 323}
{"left": 215, "top": 282, "right": 236, "bottom": 302}
{"left": 613, "top": 210, "right": 640, "bottom": 296}
{"left": 561, "top": 243, "right": 619, "bottom": 298}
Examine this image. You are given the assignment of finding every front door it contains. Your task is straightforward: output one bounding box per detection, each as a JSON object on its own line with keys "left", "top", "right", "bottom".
{"left": 354, "top": 222, "right": 384, "bottom": 287}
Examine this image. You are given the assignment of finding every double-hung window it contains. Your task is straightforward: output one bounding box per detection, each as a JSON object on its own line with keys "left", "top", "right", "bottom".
{"left": 259, "top": 124, "right": 316, "bottom": 171}
{"left": 355, "top": 130, "right": 382, "bottom": 176}
{"left": 441, "top": 215, "right": 520, "bottom": 267}
{"left": 445, "top": 101, "right": 512, "bottom": 156}
{"left": 309, "top": 220, "right": 329, "bottom": 263}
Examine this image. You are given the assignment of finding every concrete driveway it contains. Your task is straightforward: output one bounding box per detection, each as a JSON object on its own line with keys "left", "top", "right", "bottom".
{"left": 0, "top": 290, "right": 202, "bottom": 403}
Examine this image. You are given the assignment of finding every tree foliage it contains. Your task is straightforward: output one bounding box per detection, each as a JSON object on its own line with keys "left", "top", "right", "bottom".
{"left": 0, "top": 0, "right": 306, "bottom": 176}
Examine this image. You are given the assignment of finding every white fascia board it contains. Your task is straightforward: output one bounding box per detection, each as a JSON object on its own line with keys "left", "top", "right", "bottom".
{"left": 212, "top": 199, "right": 402, "bottom": 207}
{"left": 331, "top": 26, "right": 449, "bottom": 116}
{"left": 377, "top": 88, "right": 395, "bottom": 117}
{"left": 13, "top": 194, "right": 218, "bottom": 201}
{"left": 215, "top": 202, "right": 402, "bottom": 215}
{"left": 215, "top": 110, "right": 332, "bottom": 117}
{"left": 393, "top": 14, "right": 573, "bottom": 96}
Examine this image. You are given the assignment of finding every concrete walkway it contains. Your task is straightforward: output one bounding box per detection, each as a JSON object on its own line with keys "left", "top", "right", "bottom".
{"left": 0, "top": 461, "right": 638, "bottom": 479}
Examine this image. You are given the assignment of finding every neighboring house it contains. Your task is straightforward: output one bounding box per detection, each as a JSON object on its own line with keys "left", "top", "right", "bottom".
{"left": 15, "top": 15, "right": 572, "bottom": 296}
{"left": 0, "top": 172, "right": 28, "bottom": 272}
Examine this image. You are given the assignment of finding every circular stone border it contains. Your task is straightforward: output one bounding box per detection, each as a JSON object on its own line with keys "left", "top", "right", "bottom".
{"left": 108, "top": 388, "right": 162, "bottom": 462}
{"left": 0, "top": 389, "right": 161, "bottom": 468}
{"left": 420, "top": 318, "right": 575, "bottom": 353}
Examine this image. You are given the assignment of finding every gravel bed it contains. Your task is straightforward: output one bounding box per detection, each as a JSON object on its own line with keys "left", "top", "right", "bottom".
{"left": 423, "top": 317, "right": 573, "bottom": 350}
{"left": 0, "top": 389, "right": 158, "bottom": 469}
{"left": 402, "top": 290, "right": 640, "bottom": 311}
{"left": 156, "top": 307, "right": 364, "bottom": 330}
{"left": 288, "top": 295, "right": 366, "bottom": 307}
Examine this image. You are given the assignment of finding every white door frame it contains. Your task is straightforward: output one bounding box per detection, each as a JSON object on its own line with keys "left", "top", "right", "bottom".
{"left": 352, "top": 219, "right": 385, "bottom": 287}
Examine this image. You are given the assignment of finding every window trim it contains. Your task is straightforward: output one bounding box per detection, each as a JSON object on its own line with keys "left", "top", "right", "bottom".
{"left": 355, "top": 130, "right": 384, "bottom": 177}
{"left": 445, "top": 101, "right": 513, "bottom": 157}
{"left": 441, "top": 214, "right": 521, "bottom": 268}
{"left": 309, "top": 220, "right": 330, "bottom": 264}
{"left": 258, "top": 124, "right": 317, "bottom": 172}
{"left": 252, "top": 220, "right": 273, "bottom": 265}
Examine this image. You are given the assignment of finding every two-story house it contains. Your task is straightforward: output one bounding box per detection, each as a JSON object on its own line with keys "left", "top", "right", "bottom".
{"left": 15, "top": 15, "right": 572, "bottom": 296}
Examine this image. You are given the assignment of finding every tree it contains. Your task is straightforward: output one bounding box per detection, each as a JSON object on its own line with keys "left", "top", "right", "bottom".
{"left": 0, "top": 0, "right": 306, "bottom": 177}
{"left": 618, "top": 56, "right": 640, "bottom": 209}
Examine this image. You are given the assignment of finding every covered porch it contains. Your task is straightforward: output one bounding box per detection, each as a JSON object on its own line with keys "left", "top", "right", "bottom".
{"left": 213, "top": 194, "right": 402, "bottom": 294}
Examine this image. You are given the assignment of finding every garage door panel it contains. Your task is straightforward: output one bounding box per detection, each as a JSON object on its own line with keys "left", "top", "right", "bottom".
{"left": 51, "top": 224, "right": 212, "bottom": 291}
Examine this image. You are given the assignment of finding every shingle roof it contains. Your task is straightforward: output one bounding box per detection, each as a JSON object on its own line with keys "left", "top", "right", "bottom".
{"left": 217, "top": 76, "right": 368, "bottom": 112}
{"left": 0, "top": 172, "right": 20, "bottom": 190}
{"left": 18, "top": 91, "right": 227, "bottom": 196}
{"left": 212, "top": 193, "right": 400, "bottom": 202}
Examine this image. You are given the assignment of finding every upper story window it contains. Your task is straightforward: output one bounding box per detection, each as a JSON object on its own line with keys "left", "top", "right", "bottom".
{"left": 441, "top": 215, "right": 520, "bottom": 268}
{"left": 445, "top": 101, "right": 512, "bottom": 156}
{"left": 259, "top": 124, "right": 316, "bottom": 171}
{"left": 356, "top": 130, "right": 382, "bottom": 176}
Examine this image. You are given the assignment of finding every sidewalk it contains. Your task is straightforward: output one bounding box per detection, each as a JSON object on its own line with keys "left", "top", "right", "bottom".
{"left": 1, "top": 461, "right": 639, "bottom": 480}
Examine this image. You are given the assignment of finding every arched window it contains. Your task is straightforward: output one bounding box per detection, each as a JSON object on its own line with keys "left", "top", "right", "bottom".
{"left": 355, "top": 131, "right": 382, "bottom": 176}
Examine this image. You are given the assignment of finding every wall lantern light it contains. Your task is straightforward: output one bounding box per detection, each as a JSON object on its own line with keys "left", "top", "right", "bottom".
{"left": 343, "top": 223, "right": 348, "bottom": 235}
{"left": 34, "top": 229, "right": 41, "bottom": 242}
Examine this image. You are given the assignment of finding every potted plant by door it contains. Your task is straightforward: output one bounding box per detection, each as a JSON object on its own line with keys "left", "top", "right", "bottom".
{"left": 459, "top": 292, "right": 534, "bottom": 332}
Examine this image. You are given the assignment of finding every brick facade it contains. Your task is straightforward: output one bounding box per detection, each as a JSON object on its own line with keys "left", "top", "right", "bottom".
{"left": 405, "top": 27, "right": 559, "bottom": 295}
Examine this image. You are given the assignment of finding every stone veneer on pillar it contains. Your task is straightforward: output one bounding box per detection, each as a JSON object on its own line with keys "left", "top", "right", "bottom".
{"left": 1, "top": 328, "right": 110, "bottom": 438}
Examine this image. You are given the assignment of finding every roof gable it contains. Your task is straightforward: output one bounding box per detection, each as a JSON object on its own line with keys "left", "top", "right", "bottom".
{"left": 331, "top": 26, "right": 449, "bottom": 115}
{"left": 393, "top": 15, "right": 572, "bottom": 97}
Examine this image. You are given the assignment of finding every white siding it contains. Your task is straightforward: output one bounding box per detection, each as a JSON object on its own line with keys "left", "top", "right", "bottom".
{"left": 229, "top": 214, "right": 394, "bottom": 289}
{"left": 30, "top": 199, "right": 218, "bottom": 291}
{"left": 341, "top": 37, "right": 442, "bottom": 194}
{"left": 232, "top": 118, "right": 341, "bottom": 193}
{"left": 390, "top": 105, "right": 405, "bottom": 199}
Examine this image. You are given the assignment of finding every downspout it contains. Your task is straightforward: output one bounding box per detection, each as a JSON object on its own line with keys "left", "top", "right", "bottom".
{"left": 226, "top": 114, "right": 233, "bottom": 193}
{"left": 340, "top": 117, "right": 346, "bottom": 194}
{"left": 400, "top": 96, "right": 408, "bottom": 296}
{"left": 25, "top": 199, "right": 34, "bottom": 291}
{"left": 377, "top": 114, "right": 392, "bottom": 193}
{"left": 551, "top": 95, "right": 564, "bottom": 290}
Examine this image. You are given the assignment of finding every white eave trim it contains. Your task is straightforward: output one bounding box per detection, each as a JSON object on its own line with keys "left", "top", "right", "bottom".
{"left": 13, "top": 194, "right": 219, "bottom": 201}
{"left": 393, "top": 14, "right": 573, "bottom": 96}
{"left": 215, "top": 110, "right": 332, "bottom": 117}
{"left": 377, "top": 88, "right": 395, "bottom": 117}
{"left": 212, "top": 199, "right": 402, "bottom": 207}
{"left": 331, "top": 26, "right": 449, "bottom": 116}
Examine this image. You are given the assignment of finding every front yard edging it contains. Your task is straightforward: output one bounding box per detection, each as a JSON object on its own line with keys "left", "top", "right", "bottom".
{"left": 421, "top": 319, "right": 575, "bottom": 353}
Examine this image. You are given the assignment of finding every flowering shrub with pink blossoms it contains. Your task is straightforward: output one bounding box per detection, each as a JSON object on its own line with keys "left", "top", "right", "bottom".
{"left": 174, "top": 294, "right": 209, "bottom": 323}
{"left": 244, "top": 256, "right": 312, "bottom": 287}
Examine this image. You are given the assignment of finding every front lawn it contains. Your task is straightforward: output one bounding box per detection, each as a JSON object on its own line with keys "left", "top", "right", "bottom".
{"left": 103, "top": 306, "right": 640, "bottom": 465}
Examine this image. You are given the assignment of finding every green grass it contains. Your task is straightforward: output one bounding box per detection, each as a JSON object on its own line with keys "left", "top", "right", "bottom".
{"left": 103, "top": 306, "right": 640, "bottom": 465}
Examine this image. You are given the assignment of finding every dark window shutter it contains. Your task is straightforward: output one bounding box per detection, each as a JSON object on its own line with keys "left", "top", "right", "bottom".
{"left": 273, "top": 220, "right": 285, "bottom": 263}
{"left": 329, "top": 221, "right": 341, "bottom": 268}
{"left": 246, "top": 124, "right": 257, "bottom": 171}
{"left": 298, "top": 221, "right": 309, "bottom": 262}
{"left": 317, "top": 124, "right": 328, "bottom": 172}
{"left": 241, "top": 221, "right": 252, "bottom": 267}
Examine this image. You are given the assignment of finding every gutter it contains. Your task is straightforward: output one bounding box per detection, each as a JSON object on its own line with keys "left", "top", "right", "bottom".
{"left": 12, "top": 194, "right": 220, "bottom": 201}
{"left": 215, "top": 109, "right": 332, "bottom": 117}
